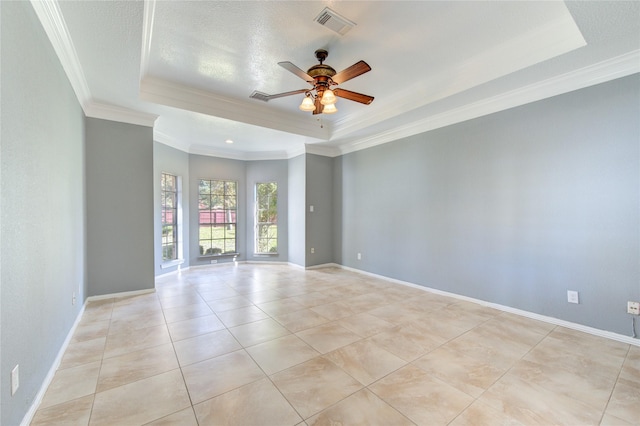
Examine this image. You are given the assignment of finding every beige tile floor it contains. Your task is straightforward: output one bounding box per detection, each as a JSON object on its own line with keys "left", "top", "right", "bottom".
{"left": 31, "top": 264, "right": 640, "bottom": 425}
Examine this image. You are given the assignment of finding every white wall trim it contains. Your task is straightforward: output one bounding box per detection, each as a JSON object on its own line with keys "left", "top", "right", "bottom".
{"left": 339, "top": 50, "right": 640, "bottom": 156}
{"left": 188, "top": 261, "right": 241, "bottom": 271}
{"left": 188, "top": 142, "right": 293, "bottom": 162}
{"left": 30, "top": 0, "right": 158, "bottom": 128}
{"left": 155, "top": 265, "right": 190, "bottom": 279}
{"left": 154, "top": 131, "right": 189, "bottom": 153}
{"left": 306, "top": 262, "right": 343, "bottom": 270}
{"left": 304, "top": 144, "right": 342, "bottom": 158}
{"left": 287, "top": 262, "right": 306, "bottom": 270}
{"left": 160, "top": 259, "right": 185, "bottom": 270}
{"left": 20, "top": 305, "right": 86, "bottom": 426}
{"left": 86, "top": 288, "right": 155, "bottom": 301}
{"left": 85, "top": 101, "right": 158, "bottom": 127}
{"left": 140, "top": 0, "right": 156, "bottom": 82}
{"left": 29, "top": 0, "right": 91, "bottom": 107}
{"left": 332, "top": 264, "right": 640, "bottom": 347}
{"left": 140, "top": 76, "right": 329, "bottom": 140}
{"left": 332, "top": 4, "right": 586, "bottom": 142}
{"left": 245, "top": 261, "right": 291, "bottom": 266}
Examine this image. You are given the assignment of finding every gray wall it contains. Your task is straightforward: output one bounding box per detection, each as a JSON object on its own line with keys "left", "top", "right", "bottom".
{"left": 85, "top": 118, "right": 154, "bottom": 296}
{"left": 332, "top": 156, "right": 344, "bottom": 263}
{"left": 1, "top": 2, "right": 86, "bottom": 424}
{"left": 288, "top": 155, "right": 306, "bottom": 267}
{"left": 306, "top": 154, "right": 335, "bottom": 266}
{"left": 337, "top": 75, "right": 640, "bottom": 335}
{"left": 153, "top": 142, "right": 190, "bottom": 275}
{"left": 246, "top": 160, "right": 289, "bottom": 262}
{"left": 188, "top": 154, "right": 246, "bottom": 266}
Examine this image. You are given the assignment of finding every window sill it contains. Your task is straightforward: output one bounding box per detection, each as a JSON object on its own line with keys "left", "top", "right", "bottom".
{"left": 198, "top": 252, "right": 240, "bottom": 259}
{"left": 161, "top": 259, "right": 184, "bottom": 269}
{"left": 253, "top": 253, "right": 279, "bottom": 256}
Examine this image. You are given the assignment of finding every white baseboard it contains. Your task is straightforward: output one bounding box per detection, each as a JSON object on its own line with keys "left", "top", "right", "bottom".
{"left": 306, "top": 262, "right": 342, "bottom": 270}
{"left": 246, "top": 260, "right": 291, "bottom": 265}
{"left": 333, "top": 264, "right": 640, "bottom": 347}
{"left": 155, "top": 265, "right": 190, "bottom": 279}
{"left": 86, "top": 288, "right": 155, "bottom": 301}
{"left": 20, "top": 304, "right": 86, "bottom": 426}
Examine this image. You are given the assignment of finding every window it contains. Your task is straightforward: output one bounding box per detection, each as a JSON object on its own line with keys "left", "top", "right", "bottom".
{"left": 199, "top": 179, "right": 237, "bottom": 255}
{"left": 161, "top": 173, "right": 178, "bottom": 261}
{"left": 255, "top": 182, "right": 278, "bottom": 254}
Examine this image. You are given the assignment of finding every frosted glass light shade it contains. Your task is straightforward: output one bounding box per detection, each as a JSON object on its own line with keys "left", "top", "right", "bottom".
{"left": 320, "top": 89, "right": 337, "bottom": 105}
{"left": 322, "top": 103, "right": 337, "bottom": 114}
{"left": 299, "top": 96, "right": 316, "bottom": 111}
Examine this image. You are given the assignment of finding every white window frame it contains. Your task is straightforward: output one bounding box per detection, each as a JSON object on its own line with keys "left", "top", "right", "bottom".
{"left": 255, "top": 182, "right": 278, "bottom": 254}
{"left": 198, "top": 179, "right": 238, "bottom": 256}
{"left": 161, "top": 173, "right": 183, "bottom": 267}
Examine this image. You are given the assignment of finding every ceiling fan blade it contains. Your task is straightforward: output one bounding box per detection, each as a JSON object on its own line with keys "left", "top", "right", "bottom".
{"left": 334, "top": 88, "right": 374, "bottom": 105}
{"left": 313, "top": 96, "right": 323, "bottom": 115}
{"left": 332, "top": 61, "right": 371, "bottom": 85}
{"left": 266, "top": 89, "right": 309, "bottom": 101}
{"left": 278, "top": 61, "right": 314, "bottom": 83}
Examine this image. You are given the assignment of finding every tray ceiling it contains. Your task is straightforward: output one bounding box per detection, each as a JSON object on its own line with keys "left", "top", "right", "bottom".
{"left": 33, "top": 1, "right": 640, "bottom": 159}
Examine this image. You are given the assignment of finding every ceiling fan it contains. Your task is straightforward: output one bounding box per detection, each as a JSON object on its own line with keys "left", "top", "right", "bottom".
{"left": 250, "top": 49, "right": 374, "bottom": 115}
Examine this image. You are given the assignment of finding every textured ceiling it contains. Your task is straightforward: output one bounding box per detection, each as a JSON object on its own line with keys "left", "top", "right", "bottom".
{"left": 47, "top": 1, "right": 639, "bottom": 159}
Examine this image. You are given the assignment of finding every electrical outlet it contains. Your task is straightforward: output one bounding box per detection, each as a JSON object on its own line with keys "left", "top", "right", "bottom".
{"left": 567, "top": 290, "right": 579, "bottom": 304}
{"left": 311, "top": 247, "right": 315, "bottom": 254}
{"left": 11, "top": 365, "right": 19, "bottom": 396}
{"left": 357, "top": 253, "right": 362, "bottom": 260}
{"left": 627, "top": 301, "right": 640, "bottom": 315}
{"left": 72, "top": 292, "right": 76, "bottom": 306}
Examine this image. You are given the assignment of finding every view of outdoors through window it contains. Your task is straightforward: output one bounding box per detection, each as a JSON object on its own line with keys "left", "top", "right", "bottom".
{"left": 256, "top": 182, "right": 277, "bottom": 253}
{"left": 161, "top": 173, "right": 178, "bottom": 260}
{"left": 199, "top": 179, "right": 237, "bottom": 255}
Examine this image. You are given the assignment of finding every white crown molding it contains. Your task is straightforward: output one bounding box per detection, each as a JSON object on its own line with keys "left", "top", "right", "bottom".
{"left": 305, "top": 144, "right": 342, "bottom": 158}
{"left": 30, "top": 0, "right": 91, "bottom": 106}
{"left": 188, "top": 144, "right": 292, "bottom": 161}
{"left": 331, "top": 3, "right": 586, "bottom": 142}
{"left": 156, "top": 132, "right": 309, "bottom": 161}
{"left": 140, "top": 0, "right": 156, "bottom": 82}
{"left": 156, "top": 138, "right": 338, "bottom": 161}
{"left": 140, "top": 77, "right": 330, "bottom": 141}
{"left": 85, "top": 101, "right": 157, "bottom": 127}
{"left": 154, "top": 130, "right": 190, "bottom": 153}
{"left": 31, "top": 0, "right": 158, "bottom": 129}
{"left": 287, "top": 145, "right": 308, "bottom": 159}
{"left": 339, "top": 50, "right": 640, "bottom": 156}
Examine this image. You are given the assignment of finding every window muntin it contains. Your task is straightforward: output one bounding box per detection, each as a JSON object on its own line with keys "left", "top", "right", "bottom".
{"left": 199, "top": 179, "right": 237, "bottom": 255}
{"left": 255, "top": 182, "right": 277, "bottom": 254}
{"left": 161, "top": 173, "right": 178, "bottom": 261}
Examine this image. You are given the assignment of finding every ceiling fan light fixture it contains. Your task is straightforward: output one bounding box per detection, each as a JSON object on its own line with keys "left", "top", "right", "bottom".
{"left": 299, "top": 95, "right": 316, "bottom": 111}
{"left": 322, "top": 103, "right": 338, "bottom": 114}
{"left": 320, "top": 89, "right": 337, "bottom": 105}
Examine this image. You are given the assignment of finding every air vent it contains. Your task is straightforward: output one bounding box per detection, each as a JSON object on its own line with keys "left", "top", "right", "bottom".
{"left": 315, "top": 7, "right": 356, "bottom": 35}
{"left": 250, "top": 91, "right": 270, "bottom": 102}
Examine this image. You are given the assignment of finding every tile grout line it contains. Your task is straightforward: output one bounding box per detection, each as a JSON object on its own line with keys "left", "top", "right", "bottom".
{"left": 597, "top": 344, "right": 632, "bottom": 425}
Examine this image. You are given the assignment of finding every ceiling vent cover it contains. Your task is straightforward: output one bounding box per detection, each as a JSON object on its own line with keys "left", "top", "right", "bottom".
{"left": 315, "top": 7, "right": 356, "bottom": 35}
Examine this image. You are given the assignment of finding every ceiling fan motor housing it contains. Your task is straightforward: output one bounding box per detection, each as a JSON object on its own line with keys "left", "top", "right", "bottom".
{"left": 308, "top": 49, "right": 336, "bottom": 87}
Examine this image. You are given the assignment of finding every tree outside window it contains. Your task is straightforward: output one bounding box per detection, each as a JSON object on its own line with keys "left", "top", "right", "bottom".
{"left": 199, "top": 179, "right": 237, "bottom": 255}
{"left": 161, "top": 173, "right": 178, "bottom": 260}
{"left": 255, "top": 182, "right": 277, "bottom": 254}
